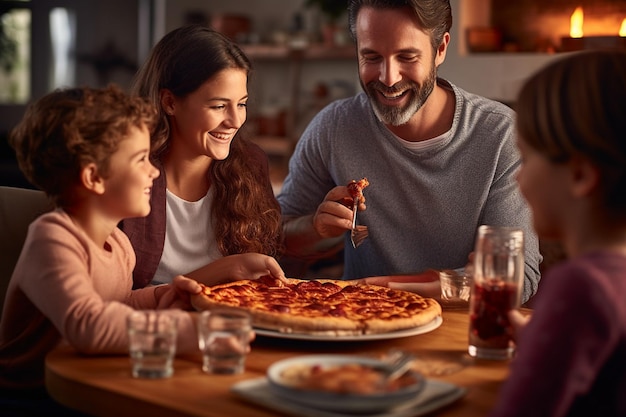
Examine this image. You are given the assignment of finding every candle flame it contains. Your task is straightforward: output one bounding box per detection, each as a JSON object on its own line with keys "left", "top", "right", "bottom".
{"left": 570, "top": 7, "right": 584, "bottom": 38}
{"left": 620, "top": 18, "right": 626, "bottom": 37}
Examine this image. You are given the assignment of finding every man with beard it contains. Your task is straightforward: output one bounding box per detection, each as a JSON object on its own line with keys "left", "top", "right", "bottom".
{"left": 276, "top": 0, "right": 541, "bottom": 305}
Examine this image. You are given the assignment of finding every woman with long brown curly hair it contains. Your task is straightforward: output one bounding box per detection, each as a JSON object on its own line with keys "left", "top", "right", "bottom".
{"left": 121, "top": 25, "right": 284, "bottom": 288}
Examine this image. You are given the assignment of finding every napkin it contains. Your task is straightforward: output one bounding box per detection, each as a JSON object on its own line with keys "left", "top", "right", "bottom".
{"left": 231, "top": 378, "right": 466, "bottom": 417}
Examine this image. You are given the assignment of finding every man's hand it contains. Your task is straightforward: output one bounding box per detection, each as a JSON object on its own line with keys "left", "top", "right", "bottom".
{"left": 357, "top": 270, "right": 441, "bottom": 298}
{"left": 313, "top": 185, "right": 366, "bottom": 239}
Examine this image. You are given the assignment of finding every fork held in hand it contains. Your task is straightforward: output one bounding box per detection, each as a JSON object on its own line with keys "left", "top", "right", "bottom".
{"left": 350, "top": 197, "right": 368, "bottom": 248}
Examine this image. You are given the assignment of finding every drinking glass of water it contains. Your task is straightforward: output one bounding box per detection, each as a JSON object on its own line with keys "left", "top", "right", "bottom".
{"left": 197, "top": 309, "right": 252, "bottom": 374}
{"left": 127, "top": 310, "right": 178, "bottom": 378}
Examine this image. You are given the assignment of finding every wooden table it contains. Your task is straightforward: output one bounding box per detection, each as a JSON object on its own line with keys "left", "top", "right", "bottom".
{"left": 46, "top": 308, "right": 519, "bottom": 417}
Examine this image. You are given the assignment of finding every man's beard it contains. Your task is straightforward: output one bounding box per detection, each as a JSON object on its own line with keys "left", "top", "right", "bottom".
{"left": 364, "top": 62, "right": 437, "bottom": 126}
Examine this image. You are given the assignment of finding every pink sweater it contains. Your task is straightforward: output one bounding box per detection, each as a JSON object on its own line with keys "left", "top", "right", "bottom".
{"left": 0, "top": 210, "right": 199, "bottom": 389}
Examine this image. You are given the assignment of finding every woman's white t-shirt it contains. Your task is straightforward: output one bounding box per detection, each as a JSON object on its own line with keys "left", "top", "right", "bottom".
{"left": 152, "top": 189, "right": 221, "bottom": 284}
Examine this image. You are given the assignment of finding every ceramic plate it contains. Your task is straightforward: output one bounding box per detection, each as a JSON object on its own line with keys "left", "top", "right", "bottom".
{"left": 254, "top": 315, "right": 442, "bottom": 341}
{"left": 233, "top": 377, "right": 466, "bottom": 417}
{"left": 266, "top": 354, "right": 425, "bottom": 414}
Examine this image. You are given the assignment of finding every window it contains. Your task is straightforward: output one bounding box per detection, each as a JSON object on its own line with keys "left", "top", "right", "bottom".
{"left": 49, "top": 7, "right": 76, "bottom": 89}
{"left": 0, "top": 5, "right": 30, "bottom": 103}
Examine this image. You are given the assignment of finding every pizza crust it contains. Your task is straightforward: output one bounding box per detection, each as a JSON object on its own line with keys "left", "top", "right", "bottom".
{"left": 364, "top": 298, "right": 441, "bottom": 334}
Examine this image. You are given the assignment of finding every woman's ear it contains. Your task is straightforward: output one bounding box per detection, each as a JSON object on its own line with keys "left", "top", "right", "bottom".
{"left": 80, "top": 163, "right": 106, "bottom": 195}
{"left": 569, "top": 155, "right": 600, "bottom": 198}
{"left": 160, "top": 89, "right": 175, "bottom": 116}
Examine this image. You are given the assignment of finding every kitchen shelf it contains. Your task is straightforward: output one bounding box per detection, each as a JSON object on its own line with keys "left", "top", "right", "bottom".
{"left": 241, "top": 43, "right": 355, "bottom": 60}
{"left": 241, "top": 42, "right": 357, "bottom": 170}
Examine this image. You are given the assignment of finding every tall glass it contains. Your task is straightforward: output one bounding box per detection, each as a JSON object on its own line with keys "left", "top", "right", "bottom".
{"left": 468, "top": 225, "right": 524, "bottom": 360}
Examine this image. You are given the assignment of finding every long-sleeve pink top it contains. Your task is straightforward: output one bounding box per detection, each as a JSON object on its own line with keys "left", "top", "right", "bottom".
{"left": 0, "top": 210, "right": 199, "bottom": 390}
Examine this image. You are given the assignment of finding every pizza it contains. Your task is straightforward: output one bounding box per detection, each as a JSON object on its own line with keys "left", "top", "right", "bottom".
{"left": 190, "top": 275, "right": 441, "bottom": 336}
{"left": 347, "top": 178, "right": 369, "bottom": 205}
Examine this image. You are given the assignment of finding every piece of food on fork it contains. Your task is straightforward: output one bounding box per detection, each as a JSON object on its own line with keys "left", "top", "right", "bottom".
{"left": 347, "top": 178, "right": 369, "bottom": 206}
{"left": 347, "top": 178, "right": 369, "bottom": 248}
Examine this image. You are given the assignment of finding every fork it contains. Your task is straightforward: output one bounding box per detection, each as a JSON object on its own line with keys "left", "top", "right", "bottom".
{"left": 380, "top": 350, "right": 415, "bottom": 384}
{"left": 350, "top": 197, "right": 369, "bottom": 248}
{"left": 385, "top": 351, "right": 415, "bottom": 381}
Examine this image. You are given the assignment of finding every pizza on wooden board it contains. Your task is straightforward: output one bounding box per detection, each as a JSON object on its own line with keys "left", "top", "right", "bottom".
{"left": 191, "top": 275, "right": 441, "bottom": 336}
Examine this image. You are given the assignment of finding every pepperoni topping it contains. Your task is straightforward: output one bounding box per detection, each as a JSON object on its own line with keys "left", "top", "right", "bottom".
{"left": 296, "top": 280, "right": 322, "bottom": 289}
{"left": 339, "top": 285, "right": 360, "bottom": 294}
{"left": 196, "top": 278, "right": 438, "bottom": 328}
{"left": 327, "top": 292, "right": 349, "bottom": 302}
{"left": 329, "top": 307, "right": 348, "bottom": 317}
{"left": 269, "top": 304, "right": 290, "bottom": 313}
{"left": 303, "top": 302, "right": 328, "bottom": 312}
{"left": 321, "top": 282, "right": 342, "bottom": 291}
{"left": 356, "top": 307, "right": 371, "bottom": 315}
{"left": 405, "top": 302, "right": 427, "bottom": 311}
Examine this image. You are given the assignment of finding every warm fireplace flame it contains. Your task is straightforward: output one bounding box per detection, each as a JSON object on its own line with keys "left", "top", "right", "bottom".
{"left": 620, "top": 19, "right": 626, "bottom": 37}
{"left": 570, "top": 7, "right": 584, "bottom": 38}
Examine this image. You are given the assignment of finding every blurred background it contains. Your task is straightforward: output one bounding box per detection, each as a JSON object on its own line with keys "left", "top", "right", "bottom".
{"left": 1, "top": 0, "right": 625, "bottom": 190}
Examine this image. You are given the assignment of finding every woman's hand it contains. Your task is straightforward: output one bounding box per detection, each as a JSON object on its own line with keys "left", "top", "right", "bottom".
{"left": 186, "top": 253, "right": 286, "bottom": 286}
{"left": 229, "top": 253, "right": 286, "bottom": 282}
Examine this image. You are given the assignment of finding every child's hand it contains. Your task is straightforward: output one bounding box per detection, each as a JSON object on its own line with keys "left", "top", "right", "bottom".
{"left": 156, "top": 275, "right": 202, "bottom": 309}
{"left": 508, "top": 309, "right": 531, "bottom": 342}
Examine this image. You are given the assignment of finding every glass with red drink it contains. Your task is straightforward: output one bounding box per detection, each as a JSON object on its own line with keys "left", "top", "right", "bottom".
{"left": 468, "top": 225, "right": 524, "bottom": 360}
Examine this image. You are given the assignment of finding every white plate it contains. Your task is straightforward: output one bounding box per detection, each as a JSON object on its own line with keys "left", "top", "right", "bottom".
{"left": 266, "top": 354, "right": 426, "bottom": 414}
{"left": 254, "top": 315, "right": 442, "bottom": 341}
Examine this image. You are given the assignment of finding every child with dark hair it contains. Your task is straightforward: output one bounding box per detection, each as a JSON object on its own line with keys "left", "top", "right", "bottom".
{"left": 490, "top": 50, "right": 626, "bottom": 417}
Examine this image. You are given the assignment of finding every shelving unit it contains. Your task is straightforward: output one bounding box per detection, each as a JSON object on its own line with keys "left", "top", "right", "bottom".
{"left": 241, "top": 43, "right": 357, "bottom": 194}
{"left": 242, "top": 43, "right": 355, "bottom": 60}
{"left": 242, "top": 43, "right": 355, "bottom": 139}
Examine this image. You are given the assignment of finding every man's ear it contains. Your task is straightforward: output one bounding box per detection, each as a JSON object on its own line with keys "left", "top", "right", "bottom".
{"left": 569, "top": 155, "right": 599, "bottom": 198}
{"left": 435, "top": 32, "right": 450, "bottom": 67}
{"left": 80, "top": 163, "right": 106, "bottom": 195}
